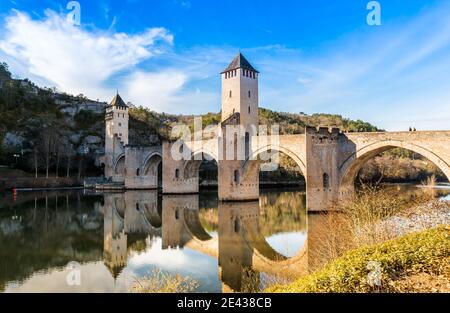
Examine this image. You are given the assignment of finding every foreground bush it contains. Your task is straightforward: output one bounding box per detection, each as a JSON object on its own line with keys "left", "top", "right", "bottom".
{"left": 267, "top": 226, "right": 450, "bottom": 293}
{"left": 130, "top": 269, "right": 199, "bottom": 293}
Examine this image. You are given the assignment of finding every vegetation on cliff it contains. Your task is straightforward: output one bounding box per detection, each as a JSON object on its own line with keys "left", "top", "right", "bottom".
{"left": 1, "top": 62, "right": 442, "bottom": 183}
{"left": 0, "top": 61, "right": 383, "bottom": 177}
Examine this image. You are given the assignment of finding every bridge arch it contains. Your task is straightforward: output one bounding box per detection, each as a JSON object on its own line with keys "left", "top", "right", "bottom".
{"left": 179, "top": 202, "right": 308, "bottom": 277}
{"left": 247, "top": 144, "right": 306, "bottom": 176}
{"left": 143, "top": 152, "right": 162, "bottom": 176}
{"left": 114, "top": 154, "right": 126, "bottom": 176}
{"left": 183, "top": 150, "right": 218, "bottom": 180}
{"left": 339, "top": 140, "right": 450, "bottom": 191}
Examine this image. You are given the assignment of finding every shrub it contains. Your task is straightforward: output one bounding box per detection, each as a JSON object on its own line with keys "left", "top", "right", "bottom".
{"left": 267, "top": 226, "right": 450, "bottom": 293}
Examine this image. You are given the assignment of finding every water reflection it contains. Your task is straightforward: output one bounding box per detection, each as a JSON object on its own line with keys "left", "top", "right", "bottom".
{"left": 0, "top": 184, "right": 448, "bottom": 293}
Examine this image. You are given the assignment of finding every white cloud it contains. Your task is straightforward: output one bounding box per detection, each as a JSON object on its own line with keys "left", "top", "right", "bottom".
{"left": 123, "top": 70, "right": 187, "bottom": 110}
{"left": 0, "top": 10, "right": 173, "bottom": 100}
{"left": 1, "top": 4, "right": 450, "bottom": 130}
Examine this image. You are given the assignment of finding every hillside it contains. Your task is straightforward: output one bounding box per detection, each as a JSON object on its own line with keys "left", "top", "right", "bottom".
{"left": 0, "top": 62, "right": 381, "bottom": 177}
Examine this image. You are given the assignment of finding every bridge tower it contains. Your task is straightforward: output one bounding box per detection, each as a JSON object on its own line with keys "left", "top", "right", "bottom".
{"left": 218, "top": 52, "right": 260, "bottom": 201}
{"left": 104, "top": 93, "right": 129, "bottom": 179}
{"left": 221, "top": 52, "right": 259, "bottom": 130}
{"left": 105, "top": 93, "right": 129, "bottom": 153}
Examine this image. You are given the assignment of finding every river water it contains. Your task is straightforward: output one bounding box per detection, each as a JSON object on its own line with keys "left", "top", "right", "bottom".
{"left": 0, "top": 184, "right": 449, "bottom": 293}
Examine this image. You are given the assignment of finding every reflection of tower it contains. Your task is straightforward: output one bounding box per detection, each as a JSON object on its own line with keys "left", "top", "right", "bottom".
{"left": 218, "top": 201, "right": 260, "bottom": 293}
{"left": 306, "top": 213, "right": 334, "bottom": 272}
{"left": 103, "top": 204, "right": 127, "bottom": 279}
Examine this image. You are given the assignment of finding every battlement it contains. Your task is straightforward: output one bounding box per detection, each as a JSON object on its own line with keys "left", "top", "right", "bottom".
{"left": 305, "top": 126, "right": 341, "bottom": 143}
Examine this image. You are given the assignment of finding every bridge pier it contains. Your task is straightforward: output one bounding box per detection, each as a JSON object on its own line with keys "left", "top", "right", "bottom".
{"left": 305, "top": 127, "right": 342, "bottom": 212}
{"left": 218, "top": 115, "right": 259, "bottom": 201}
{"left": 124, "top": 146, "right": 161, "bottom": 189}
{"left": 162, "top": 141, "right": 200, "bottom": 194}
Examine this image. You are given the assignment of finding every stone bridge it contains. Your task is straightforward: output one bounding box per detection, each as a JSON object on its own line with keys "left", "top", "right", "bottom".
{"left": 161, "top": 127, "right": 450, "bottom": 211}
{"left": 102, "top": 52, "right": 450, "bottom": 211}
{"left": 106, "top": 127, "right": 450, "bottom": 211}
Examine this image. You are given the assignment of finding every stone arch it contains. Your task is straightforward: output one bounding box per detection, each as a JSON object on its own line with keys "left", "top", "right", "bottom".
{"left": 143, "top": 152, "right": 162, "bottom": 176}
{"left": 182, "top": 150, "right": 218, "bottom": 180}
{"left": 247, "top": 145, "right": 307, "bottom": 178}
{"left": 114, "top": 154, "right": 126, "bottom": 176}
{"left": 182, "top": 208, "right": 213, "bottom": 242}
{"left": 339, "top": 140, "right": 450, "bottom": 192}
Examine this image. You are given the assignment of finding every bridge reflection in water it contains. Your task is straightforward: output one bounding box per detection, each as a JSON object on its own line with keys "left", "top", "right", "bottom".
{"left": 2, "top": 186, "right": 447, "bottom": 292}
{"left": 99, "top": 190, "right": 328, "bottom": 293}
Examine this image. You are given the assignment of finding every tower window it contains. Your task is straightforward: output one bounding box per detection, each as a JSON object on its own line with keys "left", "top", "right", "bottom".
{"left": 234, "top": 69, "right": 237, "bottom": 76}
{"left": 136, "top": 168, "right": 140, "bottom": 176}
{"left": 248, "top": 90, "right": 251, "bottom": 98}
{"left": 229, "top": 90, "right": 232, "bottom": 98}
{"left": 175, "top": 169, "right": 180, "bottom": 179}
{"left": 323, "top": 173, "right": 330, "bottom": 189}
{"left": 245, "top": 132, "right": 250, "bottom": 159}
{"left": 234, "top": 170, "right": 240, "bottom": 183}
{"left": 234, "top": 218, "right": 240, "bottom": 233}
{"left": 248, "top": 106, "right": 251, "bottom": 114}
{"left": 118, "top": 123, "right": 122, "bottom": 127}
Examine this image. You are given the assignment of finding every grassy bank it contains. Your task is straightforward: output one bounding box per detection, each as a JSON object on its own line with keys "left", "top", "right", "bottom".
{"left": 267, "top": 226, "right": 450, "bottom": 293}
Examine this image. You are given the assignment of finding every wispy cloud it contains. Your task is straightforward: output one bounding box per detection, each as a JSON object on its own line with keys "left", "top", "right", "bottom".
{"left": 1, "top": 3, "right": 450, "bottom": 130}
{"left": 0, "top": 9, "right": 173, "bottom": 101}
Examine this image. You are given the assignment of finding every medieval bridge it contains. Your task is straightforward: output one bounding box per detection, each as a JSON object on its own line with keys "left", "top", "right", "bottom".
{"left": 101, "top": 52, "right": 450, "bottom": 211}
{"left": 106, "top": 127, "right": 450, "bottom": 211}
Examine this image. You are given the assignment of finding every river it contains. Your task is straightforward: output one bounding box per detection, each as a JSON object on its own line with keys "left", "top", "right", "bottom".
{"left": 0, "top": 184, "right": 449, "bottom": 293}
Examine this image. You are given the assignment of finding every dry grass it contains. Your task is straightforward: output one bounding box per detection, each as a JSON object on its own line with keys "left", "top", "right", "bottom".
{"left": 421, "top": 174, "right": 437, "bottom": 187}
{"left": 308, "top": 185, "right": 431, "bottom": 270}
{"left": 268, "top": 226, "right": 450, "bottom": 293}
{"left": 130, "top": 269, "right": 199, "bottom": 293}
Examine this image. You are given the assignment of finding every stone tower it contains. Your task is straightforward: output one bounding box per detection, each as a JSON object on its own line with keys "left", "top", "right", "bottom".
{"left": 218, "top": 53, "right": 260, "bottom": 201}
{"left": 221, "top": 52, "right": 259, "bottom": 131}
{"left": 105, "top": 93, "right": 129, "bottom": 154}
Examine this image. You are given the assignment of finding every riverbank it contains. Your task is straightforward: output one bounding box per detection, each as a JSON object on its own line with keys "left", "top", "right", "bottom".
{"left": 0, "top": 176, "right": 83, "bottom": 191}
{"left": 268, "top": 197, "right": 450, "bottom": 293}
{"left": 267, "top": 226, "right": 450, "bottom": 293}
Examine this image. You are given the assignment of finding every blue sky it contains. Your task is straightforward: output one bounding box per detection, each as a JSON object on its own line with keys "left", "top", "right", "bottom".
{"left": 0, "top": 0, "right": 449, "bottom": 130}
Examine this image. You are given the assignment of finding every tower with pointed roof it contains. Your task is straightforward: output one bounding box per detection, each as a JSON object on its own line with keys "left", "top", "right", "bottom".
{"left": 105, "top": 93, "right": 129, "bottom": 154}
{"left": 221, "top": 52, "right": 259, "bottom": 130}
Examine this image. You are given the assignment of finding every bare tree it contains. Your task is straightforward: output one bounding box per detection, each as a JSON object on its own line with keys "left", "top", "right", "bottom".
{"left": 34, "top": 147, "right": 38, "bottom": 178}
